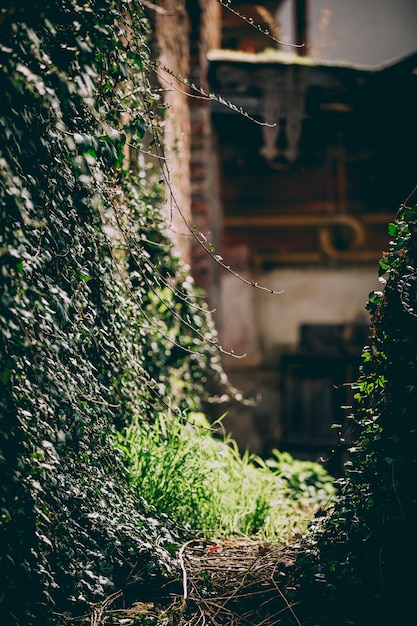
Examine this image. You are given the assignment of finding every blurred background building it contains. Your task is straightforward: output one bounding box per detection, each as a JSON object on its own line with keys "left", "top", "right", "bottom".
{"left": 151, "top": 0, "right": 417, "bottom": 471}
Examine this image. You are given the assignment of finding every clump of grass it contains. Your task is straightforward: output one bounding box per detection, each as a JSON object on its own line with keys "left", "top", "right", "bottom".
{"left": 116, "top": 413, "right": 335, "bottom": 542}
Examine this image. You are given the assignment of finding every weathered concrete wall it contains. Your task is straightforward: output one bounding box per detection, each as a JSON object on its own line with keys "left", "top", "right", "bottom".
{"left": 255, "top": 266, "right": 378, "bottom": 354}
{"left": 221, "top": 265, "right": 378, "bottom": 360}
{"left": 216, "top": 262, "right": 380, "bottom": 459}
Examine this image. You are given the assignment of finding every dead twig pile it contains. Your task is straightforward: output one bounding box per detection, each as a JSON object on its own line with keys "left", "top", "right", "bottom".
{"left": 74, "top": 539, "right": 311, "bottom": 626}
{"left": 175, "top": 539, "right": 302, "bottom": 626}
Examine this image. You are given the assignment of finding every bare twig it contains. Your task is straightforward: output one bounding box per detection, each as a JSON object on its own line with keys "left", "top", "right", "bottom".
{"left": 179, "top": 540, "right": 196, "bottom": 600}
{"left": 271, "top": 562, "right": 302, "bottom": 626}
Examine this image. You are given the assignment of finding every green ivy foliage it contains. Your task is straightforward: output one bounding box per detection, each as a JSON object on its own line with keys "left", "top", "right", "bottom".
{"left": 0, "top": 1, "right": 225, "bottom": 623}
{"left": 298, "top": 204, "right": 417, "bottom": 625}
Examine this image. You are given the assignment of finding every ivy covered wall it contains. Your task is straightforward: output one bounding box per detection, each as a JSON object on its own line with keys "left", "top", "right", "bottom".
{"left": 0, "top": 1, "right": 224, "bottom": 623}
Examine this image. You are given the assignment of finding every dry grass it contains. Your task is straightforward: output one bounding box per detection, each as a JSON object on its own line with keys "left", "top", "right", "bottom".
{"left": 175, "top": 539, "right": 302, "bottom": 626}
{"left": 74, "top": 539, "right": 310, "bottom": 626}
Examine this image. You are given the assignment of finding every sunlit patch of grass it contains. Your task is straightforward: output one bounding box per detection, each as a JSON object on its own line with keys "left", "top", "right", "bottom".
{"left": 116, "top": 413, "right": 336, "bottom": 542}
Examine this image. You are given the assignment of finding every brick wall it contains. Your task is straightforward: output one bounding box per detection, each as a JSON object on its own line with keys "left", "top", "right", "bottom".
{"left": 154, "top": 0, "right": 192, "bottom": 264}
{"left": 188, "top": 0, "right": 222, "bottom": 303}
{"left": 152, "top": 0, "right": 222, "bottom": 292}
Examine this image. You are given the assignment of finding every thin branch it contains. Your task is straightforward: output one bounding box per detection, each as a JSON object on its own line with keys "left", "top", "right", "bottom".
{"left": 402, "top": 184, "right": 417, "bottom": 208}
{"left": 216, "top": 0, "right": 305, "bottom": 50}
{"left": 139, "top": 0, "right": 177, "bottom": 15}
{"left": 110, "top": 204, "right": 244, "bottom": 357}
{"left": 271, "top": 562, "right": 302, "bottom": 626}
{"left": 155, "top": 64, "right": 276, "bottom": 128}
{"left": 146, "top": 128, "right": 284, "bottom": 296}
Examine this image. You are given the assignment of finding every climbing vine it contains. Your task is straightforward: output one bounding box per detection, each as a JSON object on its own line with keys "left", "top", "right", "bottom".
{"left": 294, "top": 201, "right": 417, "bottom": 625}
{"left": 0, "top": 1, "right": 227, "bottom": 623}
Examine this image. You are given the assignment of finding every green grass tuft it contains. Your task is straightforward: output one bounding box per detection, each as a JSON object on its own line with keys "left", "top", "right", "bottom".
{"left": 116, "top": 413, "right": 336, "bottom": 542}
